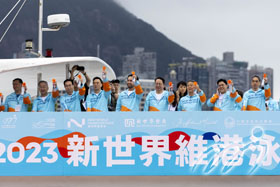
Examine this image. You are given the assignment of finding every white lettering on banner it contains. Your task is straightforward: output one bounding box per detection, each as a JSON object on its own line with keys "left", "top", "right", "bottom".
{"left": 175, "top": 135, "right": 208, "bottom": 167}
{"left": 249, "top": 134, "right": 280, "bottom": 166}
{"left": 0, "top": 143, "right": 6, "bottom": 163}
{"left": 103, "top": 135, "right": 135, "bottom": 167}
{"left": 212, "top": 134, "right": 244, "bottom": 166}
{"left": 1, "top": 133, "right": 280, "bottom": 168}
{"left": 26, "top": 143, "right": 41, "bottom": 163}
{"left": 67, "top": 118, "right": 86, "bottom": 128}
{"left": 67, "top": 135, "right": 84, "bottom": 166}
{"left": 42, "top": 143, "right": 58, "bottom": 163}
{"left": 83, "top": 137, "right": 99, "bottom": 167}
{"left": 25, "top": 142, "right": 59, "bottom": 163}
{"left": 0, "top": 142, "right": 58, "bottom": 164}
{"left": 140, "top": 136, "right": 171, "bottom": 167}
{"left": 175, "top": 135, "right": 189, "bottom": 167}
{"left": 187, "top": 135, "right": 208, "bottom": 166}
{"left": 7, "top": 143, "right": 25, "bottom": 163}
{"left": 67, "top": 135, "right": 99, "bottom": 167}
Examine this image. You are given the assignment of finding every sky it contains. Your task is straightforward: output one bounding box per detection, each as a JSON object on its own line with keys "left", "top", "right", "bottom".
{"left": 115, "top": 0, "right": 280, "bottom": 99}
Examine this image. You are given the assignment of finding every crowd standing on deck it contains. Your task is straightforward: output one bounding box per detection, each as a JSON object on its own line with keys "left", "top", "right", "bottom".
{"left": 0, "top": 65, "right": 277, "bottom": 112}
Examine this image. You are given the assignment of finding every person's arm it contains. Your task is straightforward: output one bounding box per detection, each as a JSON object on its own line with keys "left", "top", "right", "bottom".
{"left": 275, "top": 101, "right": 279, "bottom": 111}
{"left": 3, "top": 96, "right": 8, "bottom": 112}
{"left": 73, "top": 80, "right": 79, "bottom": 92}
{"left": 229, "top": 86, "right": 238, "bottom": 98}
{"left": 177, "top": 100, "right": 182, "bottom": 111}
{"left": 60, "top": 97, "right": 71, "bottom": 112}
{"left": 242, "top": 93, "right": 248, "bottom": 111}
{"left": 143, "top": 94, "right": 150, "bottom": 111}
{"left": 198, "top": 90, "right": 206, "bottom": 104}
{"left": 0, "top": 94, "right": 4, "bottom": 111}
{"left": 134, "top": 81, "right": 144, "bottom": 99}
{"left": 31, "top": 99, "right": 38, "bottom": 112}
{"left": 195, "top": 83, "right": 206, "bottom": 104}
{"left": 235, "top": 96, "right": 242, "bottom": 110}
{"left": 176, "top": 90, "right": 180, "bottom": 104}
{"left": 168, "top": 94, "right": 175, "bottom": 104}
{"left": 78, "top": 87, "right": 86, "bottom": 97}
{"left": 86, "top": 95, "right": 91, "bottom": 112}
{"left": 166, "top": 83, "right": 175, "bottom": 104}
{"left": 116, "top": 94, "right": 122, "bottom": 112}
{"left": 70, "top": 66, "right": 77, "bottom": 80}
{"left": 232, "top": 89, "right": 242, "bottom": 109}
{"left": 264, "top": 83, "right": 271, "bottom": 99}
{"left": 263, "top": 76, "right": 271, "bottom": 99}
{"left": 52, "top": 90, "right": 59, "bottom": 99}
{"left": 23, "top": 93, "right": 31, "bottom": 105}
{"left": 81, "top": 71, "right": 91, "bottom": 88}
{"left": 207, "top": 93, "right": 218, "bottom": 107}
{"left": 60, "top": 97, "right": 65, "bottom": 112}
{"left": 103, "top": 77, "right": 111, "bottom": 98}
{"left": 272, "top": 101, "right": 279, "bottom": 111}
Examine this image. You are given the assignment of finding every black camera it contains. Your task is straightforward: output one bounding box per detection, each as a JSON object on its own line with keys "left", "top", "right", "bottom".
{"left": 73, "top": 65, "right": 85, "bottom": 71}
{"left": 77, "top": 66, "right": 84, "bottom": 71}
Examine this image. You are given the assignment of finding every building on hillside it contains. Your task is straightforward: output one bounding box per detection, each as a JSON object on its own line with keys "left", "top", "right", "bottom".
{"left": 207, "top": 52, "right": 249, "bottom": 94}
{"left": 122, "top": 47, "right": 157, "bottom": 79}
{"left": 166, "top": 57, "right": 209, "bottom": 98}
{"left": 249, "top": 65, "right": 274, "bottom": 97}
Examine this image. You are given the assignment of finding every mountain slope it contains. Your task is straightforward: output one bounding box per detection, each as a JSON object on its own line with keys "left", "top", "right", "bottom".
{"left": 0, "top": 0, "right": 205, "bottom": 76}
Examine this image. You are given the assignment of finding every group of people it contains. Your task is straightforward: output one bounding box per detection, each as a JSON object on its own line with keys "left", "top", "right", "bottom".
{"left": 0, "top": 65, "right": 277, "bottom": 112}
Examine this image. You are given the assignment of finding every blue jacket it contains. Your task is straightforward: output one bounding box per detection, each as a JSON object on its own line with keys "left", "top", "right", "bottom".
{"left": 3, "top": 92, "right": 31, "bottom": 112}
{"left": 32, "top": 92, "right": 59, "bottom": 112}
{"left": 144, "top": 90, "right": 174, "bottom": 111}
{"left": 86, "top": 90, "right": 111, "bottom": 112}
{"left": 116, "top": 81, "right": 143, "bottom": 112}
{"left": 86, "top": 78, "right": 111, "bottom": 112}
{"left": 207, "top": 88, "right": 242, "bottom": 111}
{"left": 266, "top": 97, "right": 279, "bottom": 111}
{"left": 243, "top": 84, "right": 271, "bottom": 111}
{"left": 178, "top": 90, "right": 206, "bottom": 111}
{"left": 60, "top": 89, "right": 85, "bottom": 112}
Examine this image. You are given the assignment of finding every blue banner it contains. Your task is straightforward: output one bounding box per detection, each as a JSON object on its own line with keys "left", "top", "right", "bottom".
{"left": 0, "top": 112, "right": 280, "bottom": 176}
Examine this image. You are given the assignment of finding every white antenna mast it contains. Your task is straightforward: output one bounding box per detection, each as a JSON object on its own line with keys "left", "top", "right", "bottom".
{"left": 38, "top": 0, "right": 70, "bottom": 57}
{"left": 38, "top": 0, "right": 43, "bottom": 57}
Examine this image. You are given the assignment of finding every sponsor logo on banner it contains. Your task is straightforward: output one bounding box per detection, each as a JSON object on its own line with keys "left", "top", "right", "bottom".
{"left": 67, "top": 118, "right": 114, "bottom": 128}
{"left": 125, "top": 118, "right": 167, "bottom": 128}
{"left": 236, "top": 119, "right": 274, "bottom": 125}
{"left": 125, "top": 119, "right": 135, "bottom": 127}
{"left": 87, "top": 118, "right": 114, "bottom": 128}
{"left": 67, "top": 118, "right": 86, "bottom": 128}
{"left": 32, "top": 118, "right": 56, "bottom": 128}
{"left": 1, "top": 114, "right": 17, "bottom": 128}
{"left": 224, "top": 116, "right": 235, "bottom": 128}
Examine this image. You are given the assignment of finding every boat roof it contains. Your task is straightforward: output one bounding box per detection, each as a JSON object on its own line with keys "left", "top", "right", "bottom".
{"left": 0, "top": 56, "right": 116, "bottom": 97}
{"left": 0, "top": 56, "right": 115, "bottom": 77}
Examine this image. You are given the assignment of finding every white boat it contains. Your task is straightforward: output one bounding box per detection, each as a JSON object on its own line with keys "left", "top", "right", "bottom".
{"left": 0, "top": 56, "right": 116, "bottom": 97}
{"left": 0, "top": 1, "right": 116, "bottom": 98}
